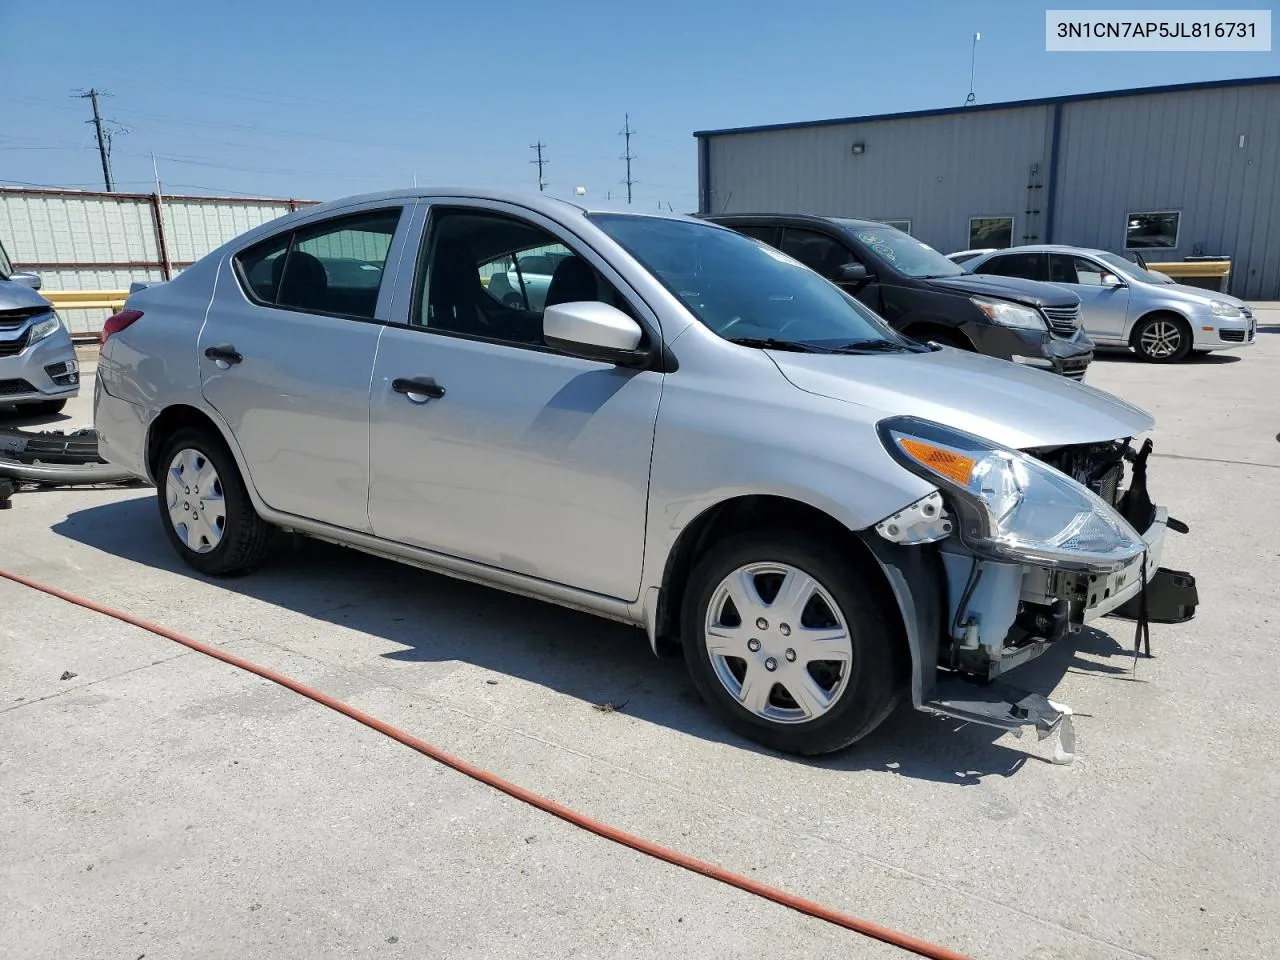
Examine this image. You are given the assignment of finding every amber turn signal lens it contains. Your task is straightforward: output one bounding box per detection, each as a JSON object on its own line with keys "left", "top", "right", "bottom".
{"left": 897, "top": 438, "right": 975, "bottom": 487}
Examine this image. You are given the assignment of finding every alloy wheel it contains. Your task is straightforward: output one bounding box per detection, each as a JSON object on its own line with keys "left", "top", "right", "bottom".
{"left": 165, "top": 447, "right": 226, "bottom": 553}
{"left": 703, "top": 562, "right": 853, "bottom": 724}
{"left": 1139, "top": 319, "right": 1184, "bottom": 359}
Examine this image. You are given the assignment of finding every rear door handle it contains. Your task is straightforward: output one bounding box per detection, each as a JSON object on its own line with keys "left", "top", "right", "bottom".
{"left": 392, "top": 376, "right": 446, "bottom": 401}
{"left": 205, "top": 344, "right": 243, "bottom": 366}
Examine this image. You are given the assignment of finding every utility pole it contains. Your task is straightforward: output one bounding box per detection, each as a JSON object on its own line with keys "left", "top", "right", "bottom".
{"left": 76, "top": 88, "right": 115, "bottom": 191}
{"left": 619, "top": 114, "right": 636, "bottom": 204}
{"left": 530, "top": 142, "right": 548, "bottom": 191}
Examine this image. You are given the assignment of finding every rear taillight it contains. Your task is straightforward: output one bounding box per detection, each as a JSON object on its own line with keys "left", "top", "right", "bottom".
{"left": 101, "top": 309, "right": 143, "bottom": 345}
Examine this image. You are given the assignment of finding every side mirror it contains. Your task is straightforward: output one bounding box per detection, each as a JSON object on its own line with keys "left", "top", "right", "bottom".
{"left": 1100, "top": 272, "right": 1124, "bottom": 287}
{"left": 543, "top": 301, "right": 647, "bottom": 365}
{"left": 8, "top": 271, "right": 41, "bottom": 290}
{"left": 834, "top": 262, "right": 870, "bottom": 282}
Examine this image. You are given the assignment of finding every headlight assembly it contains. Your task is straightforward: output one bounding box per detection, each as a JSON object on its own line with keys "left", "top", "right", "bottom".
{"left": 1209, "top": 301, "right": 1243, "bottom": 318}
{"left": 28, "top": 312, "right": 63, "bottom": 343}
{"left": 969, "top": 296, "right": 1045, "bottom": 331}
{"left": 878, "top": 416, "right": 1144, "bottom": 572}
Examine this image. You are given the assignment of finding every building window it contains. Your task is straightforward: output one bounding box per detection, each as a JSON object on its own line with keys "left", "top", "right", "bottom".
{"left": 1125, "top": 211, "right": 1180, "bottom": 250}
{"left": 968, "top": 216, "right": 1014, "bottom": 249}
{"left": 879, "top": 219, "right": 911, "bottom": 234}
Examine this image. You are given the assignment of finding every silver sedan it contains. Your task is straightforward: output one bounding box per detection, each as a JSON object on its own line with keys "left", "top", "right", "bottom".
{"left": 965, "top": 244, "right": 1256, "bottom": 362}
{"left": 93, "top": 190, "right": 1195, "bottom": 756}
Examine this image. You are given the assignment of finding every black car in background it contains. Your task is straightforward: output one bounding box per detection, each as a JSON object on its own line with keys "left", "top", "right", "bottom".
{"left": 703, "top": 214, "right": 1094, "bottom": 380}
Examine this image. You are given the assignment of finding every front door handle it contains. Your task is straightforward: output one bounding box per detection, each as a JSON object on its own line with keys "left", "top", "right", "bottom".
{"left": 205, "top": 344, "right": 243, "bottom": 366}
{"left": 392, "top": 376, "right": 446, "bottom": 402}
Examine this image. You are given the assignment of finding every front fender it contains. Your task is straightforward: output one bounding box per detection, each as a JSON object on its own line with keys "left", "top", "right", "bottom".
{"left": 857, "top": 534, "right": 946, "bottom": 708}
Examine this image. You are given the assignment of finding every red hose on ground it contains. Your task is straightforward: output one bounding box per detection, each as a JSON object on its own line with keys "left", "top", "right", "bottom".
{"left": 1, "top": 567, "right": 974, "bottom": 960}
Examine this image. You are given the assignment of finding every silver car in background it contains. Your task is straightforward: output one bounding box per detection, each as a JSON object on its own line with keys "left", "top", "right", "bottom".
{"left": 1, "top": 240, "right": 80, "bottom": 416}
{"left": 965, "top": 244, "right": 1257, "bottom": 362}
{"left": 93, "top": 189, "right": 1197, "bottom": 757}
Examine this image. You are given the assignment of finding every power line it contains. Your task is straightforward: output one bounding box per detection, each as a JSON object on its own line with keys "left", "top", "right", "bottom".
{"left": 619, "top": 113, "right": 636, "bottom": 205}
{"left": 530, "top": 141, "right": 548, "bottom": 191}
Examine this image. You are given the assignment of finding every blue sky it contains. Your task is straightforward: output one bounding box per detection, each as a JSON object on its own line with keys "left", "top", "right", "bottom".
{"left": 3, "top": 0, "right": 1277, "bottom": 211}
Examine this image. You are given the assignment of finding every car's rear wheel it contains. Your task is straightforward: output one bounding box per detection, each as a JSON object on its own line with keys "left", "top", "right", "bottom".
{"left": 1132, "top": 313, "right": 1192, "bottom": 363}
{"left": 156, "top": 427, "right": 275, "bottom": 576}
{"left": 681, "top": 529, "right": 904, "bottom": 756}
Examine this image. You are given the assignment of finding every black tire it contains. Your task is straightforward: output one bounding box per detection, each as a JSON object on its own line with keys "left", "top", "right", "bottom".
{"left": 155, "top": 427, "right": 275, "bottom": 576}
{"left": 21, "top": 399, "right": 67, "bottom": 416}
{"left": 680, "top": 528, "right": 905, "bottom": 756}
{"left": 1131, "top": 313, "right": 1192, "bottom": 363}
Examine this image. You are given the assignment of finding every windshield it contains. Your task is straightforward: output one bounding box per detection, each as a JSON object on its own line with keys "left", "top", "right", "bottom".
{"left": 1096, "top": 252, "right": 1172, "bottom": 284}
{"left": 588, "top": 214, "right": 910, "bottom": 350}
{"left": 832, "top": 220, "right": 965, "bottom": 278}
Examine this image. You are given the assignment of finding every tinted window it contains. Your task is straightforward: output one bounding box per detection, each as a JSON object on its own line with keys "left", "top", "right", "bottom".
{"left": 779, "top": 228, "right": 857, "bottom": 278}
{"left": 280, "top": 211, "right": 401, "bottom": 318}
{"left": 976, "top": 252, "right": 1046, "bottom": 281}
{"left": 237, "top": 233, "right": 290, "bottom": 303}
{"left": 969, "top": 217, "right": 1014, "bottom": 249}
{"left": 732, "top": 224, "right": 779, "bottom": 245}
{"left": 415, "top": 210, "right": 631, "bottom": 348}
{"left": 236, "top": 209, "right": 402, "bottom": 319}
{"left": 1125, "top": 211, "right": 1179, "bottom": 249}
{"left": 879, "top": 220, "right": 911, "bottom": 234}
{"left": 1049, "top": 254, "right": 1108, "bottom": 285}
{"left": 589, "top": 214, "right": 907, "bottom": 349}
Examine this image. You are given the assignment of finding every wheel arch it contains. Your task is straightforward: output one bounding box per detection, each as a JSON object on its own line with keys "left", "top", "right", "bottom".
{"left": 898, "top": 317, "right": 974, "bottom": 349}
{"left": 652, "top": 495, "right": 923, "bottom": 692}
{"left": 145, "top": 404, "right": 267, "bottom": 519}
{"left": 1127, "top": 307, "right": 1192, "bottom": 346}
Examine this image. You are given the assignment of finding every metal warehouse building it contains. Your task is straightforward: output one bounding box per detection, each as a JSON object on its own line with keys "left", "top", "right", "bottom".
{"left": 695, "top": 76, "right": 1280, "bottom": 300}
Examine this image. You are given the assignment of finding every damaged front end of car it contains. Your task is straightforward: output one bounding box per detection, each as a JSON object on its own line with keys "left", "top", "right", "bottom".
{"left": 865, "top": 416, "right": 1198, "bottom": 763}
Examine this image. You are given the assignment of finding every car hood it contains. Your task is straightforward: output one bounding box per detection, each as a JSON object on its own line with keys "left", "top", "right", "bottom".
{"left": 925, "top": 273, "right": 1078, "bottom": 308}
{"left": 1161, "top": 281, "right": 1249, "bottom": 309}
{"left": 770, "top": 346, "right": 1154, "bottom": 449}
{"left": 0, "top": 280, "right": 52, "bottom": 311}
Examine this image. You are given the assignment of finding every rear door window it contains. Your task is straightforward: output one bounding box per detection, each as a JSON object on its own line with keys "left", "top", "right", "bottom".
{"left": 732, "top": 224, "right": 781, "bottom": 246}
{"left": 234, "top": 208, "right": 403, "bottom": 319}
{"left": 974, "top": 252, "right": 1047, "bottom": 281}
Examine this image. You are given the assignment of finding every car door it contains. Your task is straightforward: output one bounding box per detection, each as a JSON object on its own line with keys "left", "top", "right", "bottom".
{"left": 777, "top": 227, "right": 882, "bottom": 313}
{"left": 366, "top": 200, "right": 664, "bottom": 601}
{"left": 199, "top": 202, "right": 414, "bottom": 531}
{"left": 1048, "top": 253, "right": 1130, "bottom": 341}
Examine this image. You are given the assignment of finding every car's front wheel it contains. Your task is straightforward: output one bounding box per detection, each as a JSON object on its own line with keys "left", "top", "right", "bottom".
{"left": 156, "top": 427, "right": 275, "bottom": 576}
{"left": 681, "top": 529, "right": 905, "bottom": 756}
{"left": 1132, "top": 313, "right": 1192, "bottom": 363}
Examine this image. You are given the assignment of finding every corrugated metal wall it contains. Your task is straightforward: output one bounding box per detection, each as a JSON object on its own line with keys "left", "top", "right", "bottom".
{"left": 701, "top": 80, "right": 1280, "bottom": 299}
{"left": 705, "top": 106, "right": 1054, "bottom": 257}
{"left": 0, "top": 188, "right": 310, "bottom": 334}
{"left": 1054, "top": 85, "right": 1280, "bottom": 299}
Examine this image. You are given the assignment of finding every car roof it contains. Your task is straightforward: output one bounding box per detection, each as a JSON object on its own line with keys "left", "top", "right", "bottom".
{"left": 293, "top": 187, "right": 698, "bottom": 223}
{"left": 708, "top": 213, "right": 884, "bottom": 230}
{"left": 983, "top": 244, "right": 1114, "bottom": 257}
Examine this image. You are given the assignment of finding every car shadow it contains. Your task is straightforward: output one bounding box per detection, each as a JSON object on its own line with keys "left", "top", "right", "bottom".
{"left": 1091, "top": 349, "right": 1242, "bottom": 365}
{"left": 52, "top": 494, "right": 1124, "bottom": 785}
{"left": 0, "top": 408, "right": 73, "bottom": 427}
